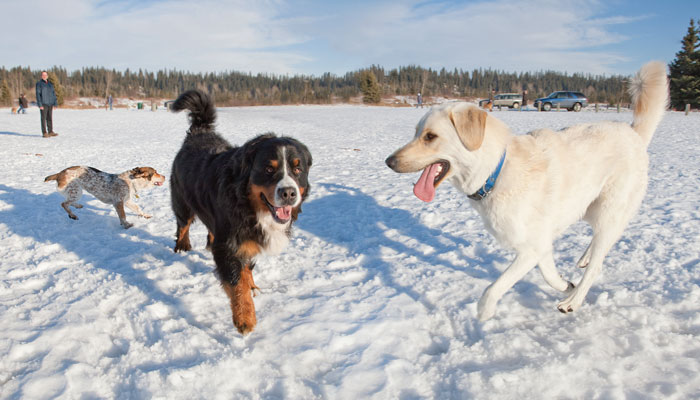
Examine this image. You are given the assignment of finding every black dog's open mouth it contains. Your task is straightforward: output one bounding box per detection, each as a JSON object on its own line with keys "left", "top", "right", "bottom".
{"left": 261, "top": 193, "right": 292, "bottom": 224}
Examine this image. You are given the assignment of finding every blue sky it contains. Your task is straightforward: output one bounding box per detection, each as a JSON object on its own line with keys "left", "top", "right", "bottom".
{"left": 3, "top": 0, "right": 698, "bottom": 76}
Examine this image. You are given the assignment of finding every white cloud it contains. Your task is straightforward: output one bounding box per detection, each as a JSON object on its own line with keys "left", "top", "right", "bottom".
{"left": 1, "top": 0, "right": 646, "bottom": 75}
{"left": 2, "top": 0, "right": 309, "bottom": 73}
{"left": 306, "top": 0, "right": 644, "bottom": 74}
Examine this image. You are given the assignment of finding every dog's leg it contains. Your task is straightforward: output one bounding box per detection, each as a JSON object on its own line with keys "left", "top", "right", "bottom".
{"left": 114, "top": 201, "right": 133, "bottom": 229}
{"left": 558, "top": 211, "right": 633, "bottom": 312}
{"left": 126, "top": 200, "right": 151, "bottom": 219}
{"left": 61, "top": 201, "right": 78, "bottom": 220}
{"left": 557, "top": 234, "right": 613, "bottom": 313}
{"left": 61, "top": 184, "right": 81, "bottom": 219}
{"left": 538, "top": 252, "right": 575, "bottom": 292}
{"left": 174, "top": 216, "right": 194, "bottom": 252}
{"left": 559, "top": 186, "right": 645, "bottom": 313}
{"left": 236, "top": 241, "right": 261, "bottom": 297}
{"left": 576, "top": 244, "right": 591, "bottom": 268}
{"left": 213, "top": 241, "right": 256, "bottom": 335}
{"left": 205, "top": 231, "right": 215, "bottom": 251}
{"left": 221, "top": 267, "right": 257, "bottom": 335}
{"left": 172, "top": 193, "right": 194, "bottom": 251}
{"left": 478, "top": 250, "right": 539, "bottom": 321}
{"left": 247, "top": 264, "right": 261, "bottom": 297}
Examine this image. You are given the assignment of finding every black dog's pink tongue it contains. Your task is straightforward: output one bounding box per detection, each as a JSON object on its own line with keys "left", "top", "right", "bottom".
{"left": 413, "top": 163, "right": 439, "bottom": 202}
{"left": 276, "top": 206, "right": 292, "bottom": 221}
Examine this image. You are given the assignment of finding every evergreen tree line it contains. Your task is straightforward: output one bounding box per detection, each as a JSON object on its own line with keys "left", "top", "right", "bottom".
{"left": 669, "top": 18, "right": 700, "bottom": 110}
{"left": 0, "top": 64, "right": 632, "bottom": 107}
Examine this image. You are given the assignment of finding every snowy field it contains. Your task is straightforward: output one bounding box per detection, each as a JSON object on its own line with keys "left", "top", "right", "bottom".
{"left": 0, "top": 105, "right": 698, "bottom": 399}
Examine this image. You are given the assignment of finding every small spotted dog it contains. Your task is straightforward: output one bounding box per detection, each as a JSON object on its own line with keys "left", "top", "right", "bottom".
{"left": 44, "top": 166, "right": 165, "bottom": 228}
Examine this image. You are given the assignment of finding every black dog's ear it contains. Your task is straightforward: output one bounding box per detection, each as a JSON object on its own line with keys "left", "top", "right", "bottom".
{"left": 298, "top": 140, "right": 312, "bottom": 168}
{"left": 288, "top": 138, "right": 312, "bottom": 200}
{"left": 242, "top": 133, "right": 277, "bottom": 166}
{"left": 284, "top": 137, "right": 312, "bottom": 169}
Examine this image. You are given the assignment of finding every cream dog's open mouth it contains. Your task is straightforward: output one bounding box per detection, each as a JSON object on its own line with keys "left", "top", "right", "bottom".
{"left": 413, "top": 160, "right": 450, "bottom": 202}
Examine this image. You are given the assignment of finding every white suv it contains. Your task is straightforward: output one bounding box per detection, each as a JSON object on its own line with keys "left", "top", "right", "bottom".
{"left": 492, "top": 93, "right": 523, "bottom": 109}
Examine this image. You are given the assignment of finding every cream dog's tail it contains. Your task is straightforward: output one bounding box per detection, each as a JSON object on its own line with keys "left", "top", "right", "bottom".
{"left": 629, "top": 61, "right": 669, "bottom": 147}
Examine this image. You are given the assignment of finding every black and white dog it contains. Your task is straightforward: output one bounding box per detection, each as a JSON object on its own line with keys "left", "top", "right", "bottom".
{"left": 170, "top": 90, "right": 312, "bottom": 335}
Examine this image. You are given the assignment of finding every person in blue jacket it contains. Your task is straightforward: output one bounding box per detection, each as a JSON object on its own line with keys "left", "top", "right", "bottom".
{"left": 36, "top": 71, "right": 58, "bottom": 138}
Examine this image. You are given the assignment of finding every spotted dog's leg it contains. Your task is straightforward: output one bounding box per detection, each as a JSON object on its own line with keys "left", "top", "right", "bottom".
{"left": 126, "top": 199, "right": 151, "bottom": 219}
{"left": 61, "top": 201, "right": 78, "bottom": 220}
{"left": 60, "top": 182, "right": 82, "bottom": 220}
{"left": 114, "top": 201, "right": 133, "bottom": 229}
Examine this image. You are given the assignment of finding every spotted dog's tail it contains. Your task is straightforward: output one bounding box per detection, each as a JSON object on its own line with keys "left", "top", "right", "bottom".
{"left": 171, "top": 89, "right": 217, "bottom": 135}
{"left": 629, "top": 61, "right": 669, "bottom": 148}
{"left": 44, "top": 173, "right": 59, "bottom": 182}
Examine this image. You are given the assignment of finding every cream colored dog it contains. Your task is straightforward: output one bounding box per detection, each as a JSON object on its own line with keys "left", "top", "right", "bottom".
{"left": 386, "top": 62, "right": 668, "bottom": 321}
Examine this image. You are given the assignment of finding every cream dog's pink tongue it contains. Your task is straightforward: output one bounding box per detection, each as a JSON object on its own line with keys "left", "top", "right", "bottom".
{"left": 413, "top": 163, "right": 439, "bottom": 202}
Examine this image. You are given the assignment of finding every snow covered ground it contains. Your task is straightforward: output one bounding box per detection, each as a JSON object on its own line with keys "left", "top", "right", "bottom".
{"left": 0, "top": 105, "right": 698, "bottom": 399}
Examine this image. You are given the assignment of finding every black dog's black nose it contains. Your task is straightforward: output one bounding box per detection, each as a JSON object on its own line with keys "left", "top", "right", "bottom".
{"left": 278, "top": 186, "right": 297, "bottom": 202}
{"left": 385, "top": 155, "right": 398, "bottom": 170}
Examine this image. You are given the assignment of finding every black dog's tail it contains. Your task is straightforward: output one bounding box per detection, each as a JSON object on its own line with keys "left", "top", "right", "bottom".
{"left": 172, "top": 89, "right": 216, "bottom": 134}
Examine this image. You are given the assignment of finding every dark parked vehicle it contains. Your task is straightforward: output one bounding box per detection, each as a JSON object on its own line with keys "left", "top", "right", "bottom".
{"left": 534, "top": 91, "right": 588, "bottom": 112}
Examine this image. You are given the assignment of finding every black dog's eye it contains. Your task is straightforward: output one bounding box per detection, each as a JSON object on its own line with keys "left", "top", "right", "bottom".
{"left": 424, "top": 132, "right": 437, "bottom": 142}
{"left": 265, "top": 166, "right": 275, "bottom": 174}
{"left": 293, "top": 167, "right": 302, "bottom": 175}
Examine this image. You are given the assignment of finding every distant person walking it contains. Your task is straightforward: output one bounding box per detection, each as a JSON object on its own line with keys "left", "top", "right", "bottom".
{"left": 107, "top": 94, "right": 113, "bottom": 110}
{"left": 17, "top": 93, "right": 28, "bottom": 114}
{"left": 489, "top": 89, "right": 495, "bottom": 112}
{"left": 417, "top": 92, "right": 423, "bottom": 108}
{"left": 521, "top": 89, "right": 528, "bottom": 111}
{"left": 36, "top": 71, "right": 58, "bottom": 138}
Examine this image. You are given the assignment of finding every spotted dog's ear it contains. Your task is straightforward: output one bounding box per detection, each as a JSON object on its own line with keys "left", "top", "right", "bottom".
{"left": 449, "top": 106, "right": 487, "bottom": 151}
{"left": 130, "top": 167, "right": 152, "bottom": 179}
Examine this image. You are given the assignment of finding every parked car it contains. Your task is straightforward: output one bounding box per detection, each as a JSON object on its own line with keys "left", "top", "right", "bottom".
{"left": 533, "top": 91, "right": 588, "bottom": 111}
{"left": 492, "top": 93, "right": 522, "bottom": 110}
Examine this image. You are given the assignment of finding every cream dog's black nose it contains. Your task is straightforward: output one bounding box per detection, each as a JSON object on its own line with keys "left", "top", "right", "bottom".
{"left": 385, "top": 155, "right": 398, "bottom": 170}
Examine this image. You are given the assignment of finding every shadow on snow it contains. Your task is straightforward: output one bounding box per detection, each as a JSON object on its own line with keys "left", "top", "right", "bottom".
{"left": 0, "top": 184, "right": 228, "bottom": 345}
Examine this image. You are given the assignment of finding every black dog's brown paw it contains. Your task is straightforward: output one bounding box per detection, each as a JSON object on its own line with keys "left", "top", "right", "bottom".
{"left": 173, "top": 240, "right": 192, "bottom": 253}
{"left": 223, "top": 279, "right": 257, "bottom": 335}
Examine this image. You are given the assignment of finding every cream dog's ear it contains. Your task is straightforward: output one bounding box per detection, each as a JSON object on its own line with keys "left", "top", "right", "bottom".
{"left": 449, "top": 106, "right": 487, "bottom": 151}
